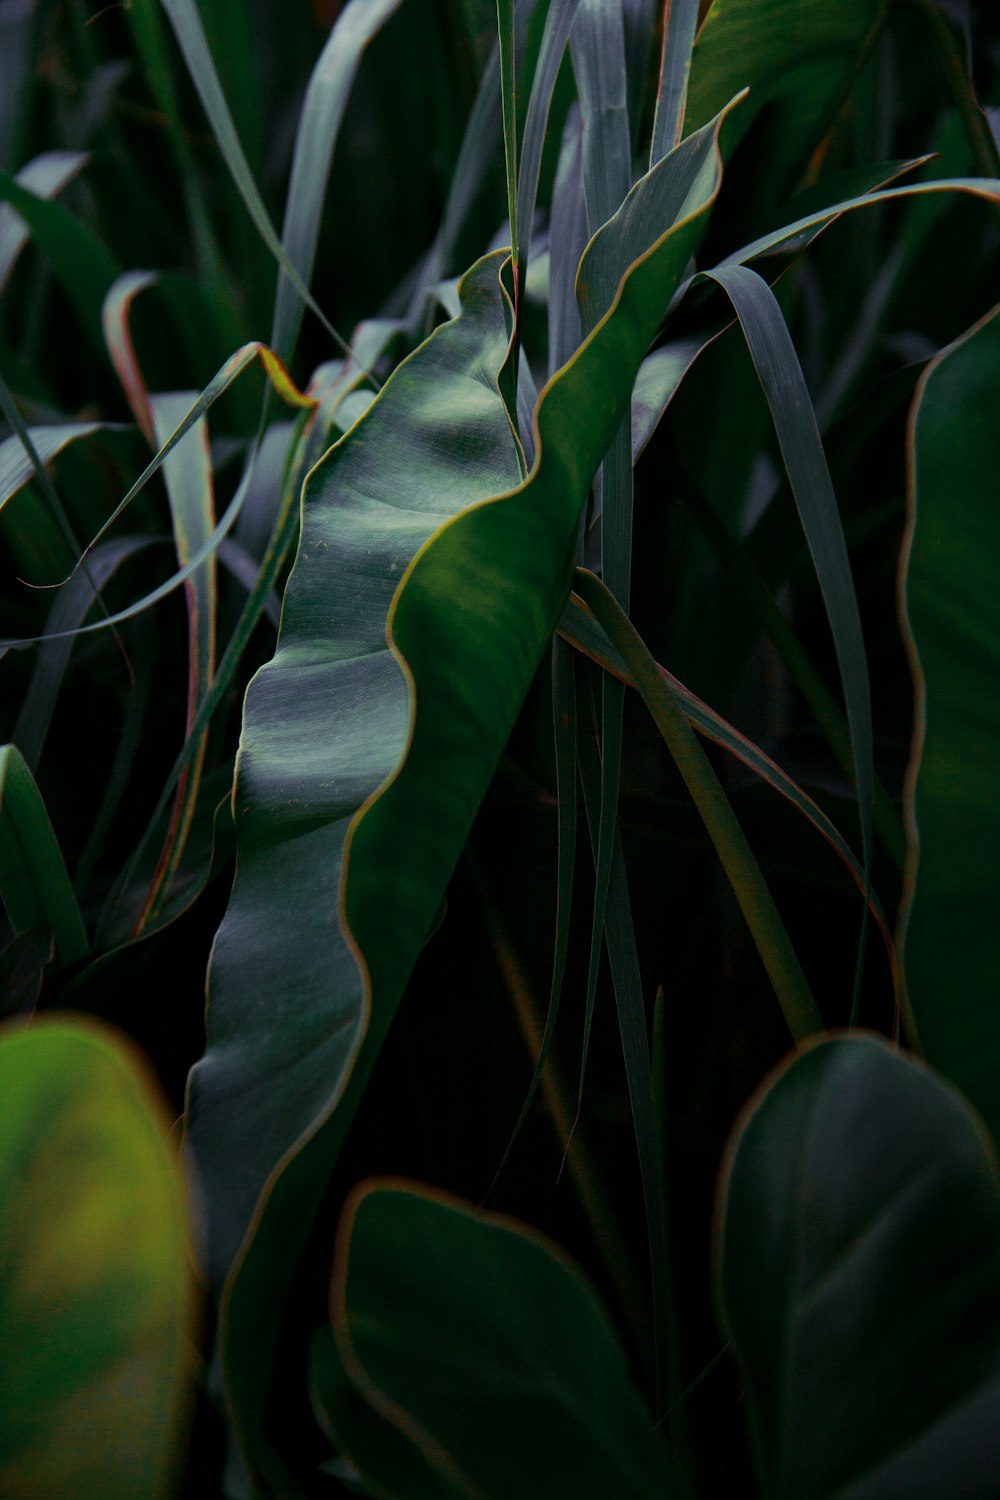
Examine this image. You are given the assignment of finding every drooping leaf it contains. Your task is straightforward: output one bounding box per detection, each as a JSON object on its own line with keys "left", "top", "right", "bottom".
{"left": 189, "top": 106, "right": 731, "bottom": 1484}
{"left": 330, "top": 1181, "right": 680, "bottom": 1499}
{"left": 0, "top": 150, "right": 87, "bottom": 294}
{"left": 0, "top": 744, "right": 88, "bottom": 971}
{"left": 717, "top": 1035, "right": 1000, "bottom": 1499}
{"left": 900, "top": 302, "right": 1000, "bottom": 1146}
{"left": 0, "top": 1018, "right": 194, "bottom": 1500}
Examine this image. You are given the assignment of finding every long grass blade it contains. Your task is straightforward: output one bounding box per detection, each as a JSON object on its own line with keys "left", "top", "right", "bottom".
{"left": 575, "top": 569, "right": 822, "bottom": 1042}
{"left": 558, "top": 589, "right": 897, "bottom": 975}
{"left": 705, "top": 264, "right": 873, "bottom": 1014}
{"left": 271, "top": 0, "right": 404, "bottom": 365}
{"left": 515, "top": 0, "right": 583, "bottom": 283}
{"left": 133, "top": 393, "right": 217, "bottom": 935}
{"left": 650, "top": 0, "right": 700, "bottom": 162}
{"left": 159, "top": 0, "right": 355, "bottom": 360}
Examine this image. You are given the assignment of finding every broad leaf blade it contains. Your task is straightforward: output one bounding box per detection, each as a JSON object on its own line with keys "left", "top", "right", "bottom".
{"left": 717, "top": 1035, "right": 1000, "bottom": 1499}
{"left": 0, "top": 1018, "right": 194, "bottom": 1500}
{"left": 191, "top": 107, "right": 731, "bottom": 1483}
{"left": 331, "top": 1181, "right": 678, "bottom": 1499}
{"left": 900, "top": 302, "right": 1000, "bottom": 1145}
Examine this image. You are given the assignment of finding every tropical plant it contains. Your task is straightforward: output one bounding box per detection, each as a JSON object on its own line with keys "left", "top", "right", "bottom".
{"left": 2, "top": 0, "right": 1000, "bottom": 1495}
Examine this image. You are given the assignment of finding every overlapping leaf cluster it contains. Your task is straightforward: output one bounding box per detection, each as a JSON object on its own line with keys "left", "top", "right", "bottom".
{"left": 2, "top": 0, "right": 1000, "bottom": 1496}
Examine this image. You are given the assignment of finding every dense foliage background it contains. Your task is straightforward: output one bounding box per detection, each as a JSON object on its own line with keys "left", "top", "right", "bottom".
{"left": 2, "top": 1, "right": 1000, "bottom": 1496}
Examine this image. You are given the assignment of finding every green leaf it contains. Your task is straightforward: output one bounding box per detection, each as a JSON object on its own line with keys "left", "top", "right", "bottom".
{"left": 0, "top": 1018, "right": 193, "bottom": 1499}
{"left": 650, "top": 0, "right": 700, "bottom": 160}
{"left": 574, "top": 572, "right": 821, "bottom": 1041}
{"left": 900, "top": 302, "right": 1000, "bottom": 1146}
{"left": 190, "top": 105, "right": 731, "bottom": 1484}
{"left": 0, "top": 744, "right": 88, "bottom": 970}
{"left": 557, "top": 589, "right": 896, "bottom": 955}
{"left": 158, "top": 0, "right": 352, "bottom": 358}
{"left": 0, "top": 176, "right": 120, "bottom": 355}
{"left": 0, "top": 150, "right": 87, "bottom": 294}
{"left": 330, "top": 1181, "right": 679, "bottom": 1499}
{"left": 717, "top": 1035, "right": 1000, "bottom": 1499}
{"left": 701, "top": 263, "right": 874, "bottom": 1013}
{"left": 685, "top": 0, "right": 887, "bottom": 194}
{"left": 311, "top": 1325, "right": 464, "bottom": 1500}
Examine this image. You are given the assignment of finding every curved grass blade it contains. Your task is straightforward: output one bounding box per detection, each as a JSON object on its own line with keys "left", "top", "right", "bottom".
{"left": 558, "top": 590, "right": 897, "bottom": 980}
{"left": 0, "top": 176, "right": 120, "bottom": 354}
{"left": 702, "top": 263, "right": 873, "bottom": 1017}
{"left": 133, "top": 393, "right": 217, "bottom": 936}
{"left": 574, "top": 571, "right": 822, "bottom": 1041}
{"left": 0, "top": 1019, "right": 195, "bottom": 1500}
{"left": 0, "top": 150, "right": 87, "bottom": 294}
{"left": 720, "top": 177, "right": 1000, "bottom": 268}
{"left": 13, "top": 537, "right": 161, "bottom": 772}
{"left": 1, "top": 422, "right": 108, "bottom": 512}
{"left": 0, "top": 744, "right": 88, "bottom": 969}
{"left": 330, "top": 1181, "right": 680, "bottom": 1499}
{"left": 717, "top": 1035, "right": 1000, "bottom": 1499}
{"left": 191, "top": 108, "right": 731, "bottom": 1483}
{"left": 900, "top": 302, "right": 1000, "bottom": 1145}
{"left": 159, "top": 0, "right": 354, "bottom": 361}
{"left": 669, "top": 460, "right": 905, "bottom": 870}
{"left": 103, "top": 271, "right": 159, "bottom": 444}
{"left": 271, "top": 0, "right": 404, "bottom": 365}
{"left": 0, "top": 344, "right": 314, "bottom": 649}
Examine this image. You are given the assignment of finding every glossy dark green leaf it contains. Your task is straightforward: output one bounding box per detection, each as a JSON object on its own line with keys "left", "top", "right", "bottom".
{"left": 0, "top": 744, "right": 87, "bottom": 970}
{"left": 686, "top": 0, "right": 886, "bottom": 190}
{"left": 0, "top": 1018, "right": 193, "bottom": 1499}
{"left": 311, "top": 1325, "right": 463, "bottom": 1500}
{"left": 900, "top": 303, "right": 1000, "bottom": 1145}
{"left": 717, "top": 1035, "right": 1000, "bottom": 1499}
{"left": 331, "top": 1181, "right": 679, "bottom": 1499}
{"left": 190, "top": 106, "right": 730, "bottom": 1483}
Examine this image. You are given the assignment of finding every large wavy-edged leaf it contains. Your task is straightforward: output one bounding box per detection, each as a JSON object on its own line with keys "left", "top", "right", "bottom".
{"left": 0, "top": 1018, "right": 194, "bottom": 1499}
{"left": 327, "top": 1181, "right": 680, "bottom": 1499}
{"left": 900, "top": 303, "right": 1000, "bottom": 1146}
{"left": 0, "top": 744, "right": 87, "bottom": 971}
{"left": 717, "top": 1035, "right": 1000, "bottom": 1499}
{"left": 189, "top": 106, "right": 730, "bottom": 1484}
